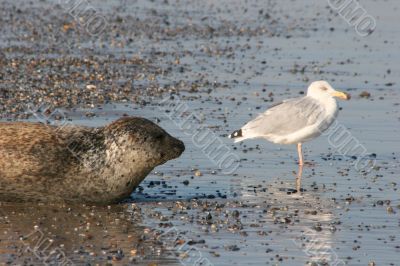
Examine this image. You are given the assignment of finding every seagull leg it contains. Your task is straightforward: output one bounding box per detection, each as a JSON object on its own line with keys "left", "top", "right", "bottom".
{"left": 296, "top": 163, "right": 303, "bottom": 192}
{"left": 295, "top": 143, "right": 304, "bottom": 193}
{"left": 297, "top": 143, "right": 304, "bottom": 166}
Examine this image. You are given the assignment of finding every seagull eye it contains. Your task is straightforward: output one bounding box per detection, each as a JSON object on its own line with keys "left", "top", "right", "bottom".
{"left": 320, "top": 87, "right": 328, "bottom": 91}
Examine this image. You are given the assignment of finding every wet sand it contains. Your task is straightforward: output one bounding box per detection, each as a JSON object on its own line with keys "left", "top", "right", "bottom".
{"left": 1, "top": 0, "right": 400, "bottom": 265}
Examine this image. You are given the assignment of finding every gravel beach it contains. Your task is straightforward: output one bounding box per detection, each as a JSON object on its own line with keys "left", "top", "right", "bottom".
{"left": 1, "top": 0, "right": 400, "bottom": 265}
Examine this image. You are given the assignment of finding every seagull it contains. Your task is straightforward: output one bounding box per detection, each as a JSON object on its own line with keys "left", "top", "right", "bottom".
{"left": 229, "top": 81, "right": 350, "bottom": 166}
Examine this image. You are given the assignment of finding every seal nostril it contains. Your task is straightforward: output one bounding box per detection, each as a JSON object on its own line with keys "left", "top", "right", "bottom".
{"left": 168, "top": 138, "right": 185, "bottom": 158}
{"left": 175, "top": 139, "right": 185, "bottom": 154}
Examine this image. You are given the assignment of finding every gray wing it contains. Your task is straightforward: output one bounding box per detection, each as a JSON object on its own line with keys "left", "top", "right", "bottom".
{"left": 243, "top": 97, "right": 326, "bottom": 136}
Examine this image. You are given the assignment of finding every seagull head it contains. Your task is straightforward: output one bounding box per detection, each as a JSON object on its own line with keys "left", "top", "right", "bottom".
{"left": 307, "top": 80, "right": 350, "bottom": 100}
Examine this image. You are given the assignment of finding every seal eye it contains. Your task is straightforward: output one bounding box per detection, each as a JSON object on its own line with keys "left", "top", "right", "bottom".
{"left": 155, "top": 134, "right": 163, "bottom": 140}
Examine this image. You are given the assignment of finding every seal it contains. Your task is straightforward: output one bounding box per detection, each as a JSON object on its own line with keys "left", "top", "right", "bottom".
{"left": 0, "top": 117, "right": 185, "bottom": 204}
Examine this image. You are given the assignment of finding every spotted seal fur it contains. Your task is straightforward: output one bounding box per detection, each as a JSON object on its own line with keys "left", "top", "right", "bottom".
{"left": 0, "top": 117, "right": 185, "bottom": 204}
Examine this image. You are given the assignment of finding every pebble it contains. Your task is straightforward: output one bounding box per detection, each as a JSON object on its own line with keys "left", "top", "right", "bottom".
{"left": 195, "top": 170, "right": 203, "bottom": 177}
{"left": 359, "top": 91, "right": 371, "bottom": 98}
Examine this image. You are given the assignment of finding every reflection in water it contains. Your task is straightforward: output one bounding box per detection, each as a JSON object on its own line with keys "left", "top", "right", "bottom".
{"left": 293, "top": 226, "right": 344, "bottom": 266}
{"left": 238, "top": 168, "right": 343, "bottom": 265}
{"left": 296, "top": 164, "right": 303, "bottom": 192}
{"left": 0, "top": 202, "right": 177, "bottom": 265}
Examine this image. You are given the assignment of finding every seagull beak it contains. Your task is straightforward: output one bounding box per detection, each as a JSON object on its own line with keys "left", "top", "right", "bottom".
{"left": 332, "top": 90, "right": 351, "bottom": 100}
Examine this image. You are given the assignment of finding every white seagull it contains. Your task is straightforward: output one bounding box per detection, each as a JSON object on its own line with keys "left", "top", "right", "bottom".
{"left": 229, "top": 81, "right": 350, "bottom": 166}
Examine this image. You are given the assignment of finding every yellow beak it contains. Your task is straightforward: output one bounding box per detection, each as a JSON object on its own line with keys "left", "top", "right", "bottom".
{"left": 332, "top": 91, "right": 351, "bottom": 100}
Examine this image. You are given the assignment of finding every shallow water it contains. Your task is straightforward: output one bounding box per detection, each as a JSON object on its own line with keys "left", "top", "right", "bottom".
{"left": 1, "top": 0, "right": 400, "bottom": 265}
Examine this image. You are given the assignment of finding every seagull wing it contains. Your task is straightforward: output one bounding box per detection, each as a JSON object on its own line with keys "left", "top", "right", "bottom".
{"left": 242, "top": 96, "right": 326, "bottom": 138}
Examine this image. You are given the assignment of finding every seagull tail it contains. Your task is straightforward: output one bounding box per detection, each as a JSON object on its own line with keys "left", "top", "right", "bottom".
{"left": 228, "top": 129, "right": 245, "bottom": 143}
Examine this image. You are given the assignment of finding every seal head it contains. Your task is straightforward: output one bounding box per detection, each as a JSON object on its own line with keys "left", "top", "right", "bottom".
{"left": 104, "top": 117, "right": 185, "bottom": 168}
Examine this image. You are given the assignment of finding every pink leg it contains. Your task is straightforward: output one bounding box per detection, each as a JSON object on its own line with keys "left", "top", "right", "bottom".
{"left": 297, "top": 143, "right": 304, "bottom": 166}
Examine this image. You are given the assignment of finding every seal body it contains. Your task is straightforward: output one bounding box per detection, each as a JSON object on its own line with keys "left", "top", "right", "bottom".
{"left": 0, "top": 117, "right": 185, "bottom": 204}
